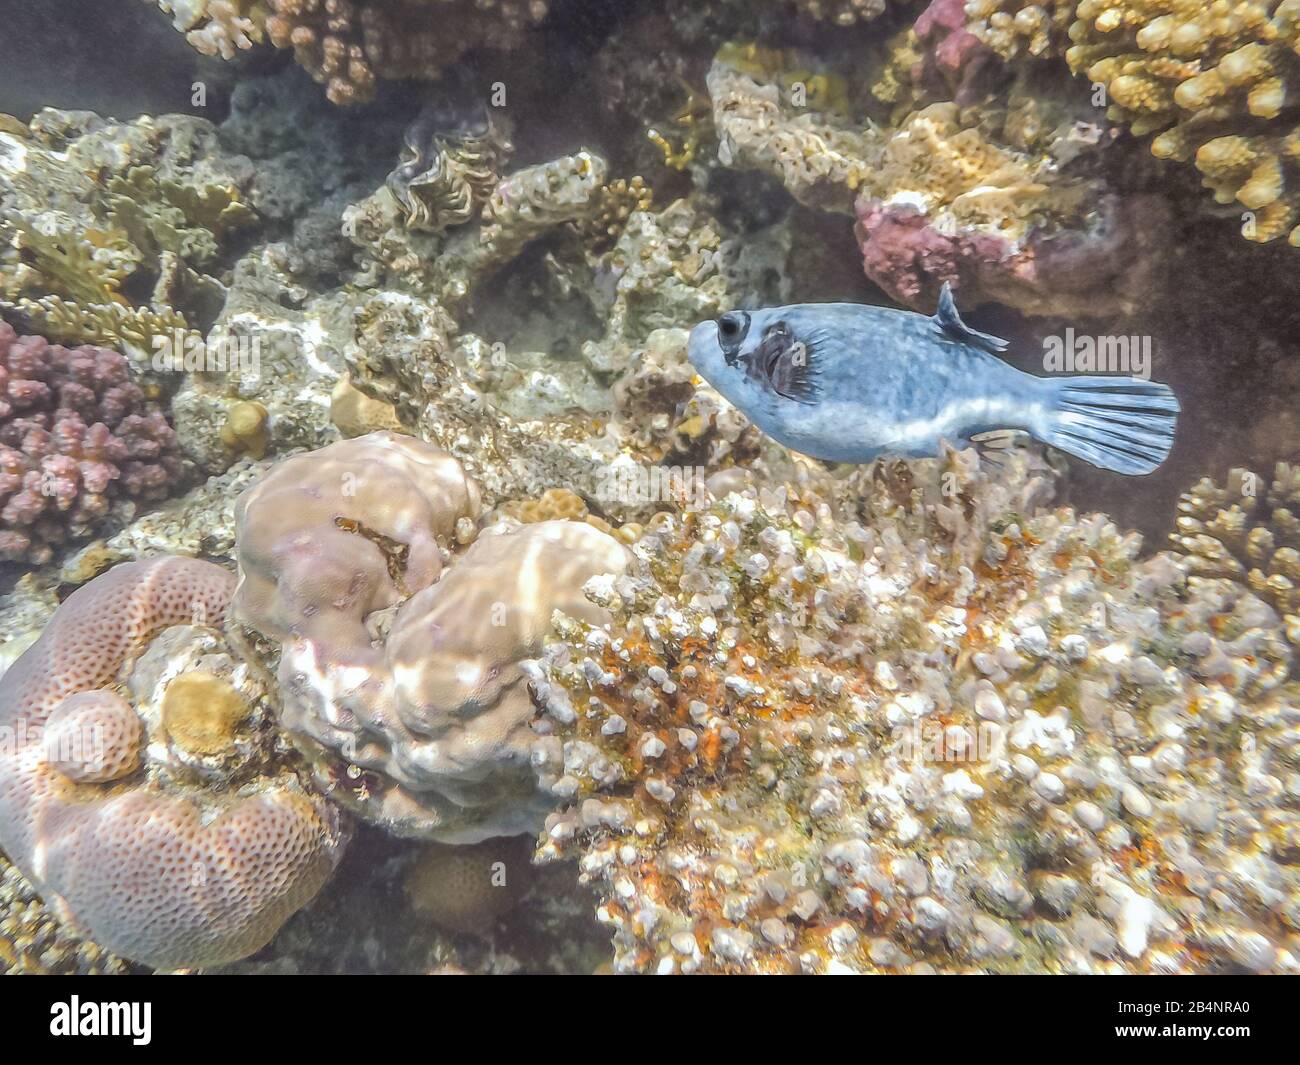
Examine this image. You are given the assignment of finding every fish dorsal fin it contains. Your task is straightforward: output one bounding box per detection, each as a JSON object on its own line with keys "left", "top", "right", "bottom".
{"left": 932, "top": 282, "right": 1009, "bottom": 354}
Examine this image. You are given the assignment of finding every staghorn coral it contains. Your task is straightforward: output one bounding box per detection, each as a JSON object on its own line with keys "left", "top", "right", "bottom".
{"left": 527, "top": 451, "right": 1300, "bottom": 973}
{"left": 0, "top": 324, "right": 189, "bottom": 565}
{"left": 1171, "top": 463, "right": 1300, "bottom": 650}
{"left": 0, "top": 556, "right": 346, "bottom": 969}
{"left": 232, "top": 432, "right": 632, "bottom": 841}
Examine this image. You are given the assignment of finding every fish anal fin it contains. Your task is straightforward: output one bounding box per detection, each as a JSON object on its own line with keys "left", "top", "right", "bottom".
{"left": 932, "top": 282, "right": 1010, "bottom": 354}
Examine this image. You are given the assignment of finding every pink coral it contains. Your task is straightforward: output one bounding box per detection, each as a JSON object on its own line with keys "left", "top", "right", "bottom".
{"left": 0, "top": 322, "right": 188, "bottom": 564}
{"left": 0, "top": 556, "right": 346, "bottom": 969}
{"left": 853, "top": 194, "right": 1171, "bottom": 318}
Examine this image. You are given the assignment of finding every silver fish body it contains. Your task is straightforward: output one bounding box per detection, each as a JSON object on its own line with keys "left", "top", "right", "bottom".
{"left": 686, "top": 289, "right": 1179, "bottom": 475}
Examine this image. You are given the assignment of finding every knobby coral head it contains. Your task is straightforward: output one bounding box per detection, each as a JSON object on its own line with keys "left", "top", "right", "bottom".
{"left": 0, "top": 555, "right": 346, "bottom": 970}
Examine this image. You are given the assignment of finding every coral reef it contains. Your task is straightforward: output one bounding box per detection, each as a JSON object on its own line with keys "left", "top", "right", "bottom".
{"left": 967, "top": 0, "right": 1300, "bottom": 245}
{"left": 1171, "top": 462, "right": 1300, "bottom": 650}
{"left": 232, "top": 432, "right": 631, "bottom": 841}
{"left": 0, "top": 108, "right": 258, "bottom": 350}
{"left": 0, "top": 556, "right": 346, "bottom": 969}
{"left": 0, "top": 323, "right": 188, "bottom": 564}
{"left": 1, "top": 0, "right": 1295, "bottom": 980}
{"left": 0, "top": 853, "right": 130, "bottom": 974}
{"left": 528, "top": 451, "right": 1300, "bottom": 973}
{"left": 699, "top": 39, "right": 1167, "bottom": 315}
{"left": 264, "top": 0, "right": 548, "bottom": 105}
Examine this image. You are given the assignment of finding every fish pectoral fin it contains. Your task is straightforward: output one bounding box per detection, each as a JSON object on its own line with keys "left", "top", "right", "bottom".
{"left": 932, "top": 282, "right": 1010, "bottom": 355}
{"left": 968, "top": 428, "right": 1030, "bottom": 450}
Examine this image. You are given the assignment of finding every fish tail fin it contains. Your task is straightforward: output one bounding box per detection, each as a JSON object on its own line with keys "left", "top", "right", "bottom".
{"left": 1038, "top": 375, "right": 1179, "bottom": 475}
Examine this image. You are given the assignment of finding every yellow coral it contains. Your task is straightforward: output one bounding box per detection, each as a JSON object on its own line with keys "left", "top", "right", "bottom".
{"left": 971, "top": 0, "right": 1300, "bottom": 243}
{"left": 219, "top": 400, "right": 269, "bottom": 459}
{"left": 160, "top": 670, "right": 252, "bottom": 757}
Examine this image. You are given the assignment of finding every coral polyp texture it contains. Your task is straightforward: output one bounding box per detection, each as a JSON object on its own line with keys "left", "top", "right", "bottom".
{"left": 0, "top": 323, "right": 188, "bottom": 564}
{"left": 528, "top": 452, "right": 1300, "bottom": 974}
{"left": 232, "top": 432, "right": 632, "bottom": 841}
{"left": 967, "top": 0, "right": 1300, "bottom": 245}
{"left": 266, "top": 0, "right": 548, "bottom": 104}
{"left": 0, "top": 555, "right": 346, "bottom": 970}
{"left": 1170, "top": 462, "right": 1300, "bottom": 649}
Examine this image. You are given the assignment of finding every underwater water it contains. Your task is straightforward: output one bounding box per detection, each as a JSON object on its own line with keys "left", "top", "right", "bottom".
{"left": 0, "top": 0, "right": 1297, "bottom": 981}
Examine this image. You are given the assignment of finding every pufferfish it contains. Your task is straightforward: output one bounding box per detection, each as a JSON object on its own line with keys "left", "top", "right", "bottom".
{"left": 687, "top": 286, "right": 1179, "bottom": 475}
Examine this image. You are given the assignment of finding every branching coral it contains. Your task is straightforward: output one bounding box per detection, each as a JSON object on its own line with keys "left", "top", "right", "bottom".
{"left": 152, "top": 0, "right": 268, "bottom": 59}
{"left": 0, "top": 112, "right": 257, "bottom": 348}
{"left": 528, "top": 452, "right": 1300, "bottom": 973}
{"left": 1171, "top": 463, "right": 1300, "bottom": 649}
{"left": 265, "top": 0, "right": 549, "bottom": 104}
{"left": 0, "top": 556, "right": 346, "bottom": 969}
{"left": 1068, "top": 0, "right": 1300, "bottom": 244}
{"left": 968, "top": 0, "right": 1300, "bottom": 244}
{"left": 0, "top": 324, "right": 189, "bottom": 565}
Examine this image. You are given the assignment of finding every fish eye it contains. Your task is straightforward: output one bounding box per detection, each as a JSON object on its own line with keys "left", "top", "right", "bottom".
{"left": 717, "top": 312, "right": 749, "bottom": 342}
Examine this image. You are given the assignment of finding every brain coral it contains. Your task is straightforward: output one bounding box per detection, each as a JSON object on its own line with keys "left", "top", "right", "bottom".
{"left": 232, "top": 431, "right": 632, "bottom": 841}
{"left": 528, "top": 452, "right": 1300, "bottom": 974}
{"left": 0, "top": 323, "right": 188, "bottom": 565}
{"left": 0, "top": 555, "right": 346, "bottom": 970}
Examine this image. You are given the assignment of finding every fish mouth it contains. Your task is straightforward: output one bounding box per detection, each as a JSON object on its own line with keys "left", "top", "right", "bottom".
{"left": 686, "top": 321, "right": 719, "bottom": 374}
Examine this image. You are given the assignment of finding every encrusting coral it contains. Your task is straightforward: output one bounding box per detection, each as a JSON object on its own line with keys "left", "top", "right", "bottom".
{"left": 0, "top": 555, "right": 346, "bottom": 970}
{"left": 0, "top": 323, "right": 189, "bottom": 565}
{"left": 527, "top": 450, "right": 1300, "bottom": 973}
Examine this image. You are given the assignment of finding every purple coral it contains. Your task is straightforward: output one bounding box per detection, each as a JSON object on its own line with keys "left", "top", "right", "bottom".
{"left": 912, "top": 0, "right": 998, "bottom": 107}
{"left": 853, "top": 195, "right": 1171, "bottom": 318}
{"left": 0, "top": 322, "right": 188, "bottom": 564}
